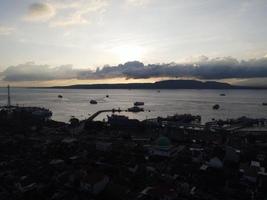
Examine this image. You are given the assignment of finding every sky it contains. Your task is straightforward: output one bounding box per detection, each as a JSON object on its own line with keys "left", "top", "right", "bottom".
{"left": 0, "top": 0, "right": 267, "bottom": 86}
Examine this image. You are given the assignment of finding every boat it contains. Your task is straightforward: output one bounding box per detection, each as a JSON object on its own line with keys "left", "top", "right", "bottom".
{"left": 0, "top": 85, "right": 53, "bottom": 122}
{"left": 213, "top": 104, "right": 220, "bottom": 110}
{"left": 90, "top": 100, "right": 97, "bottom": 104}
{"left": 220, "top": 93, "right": 226, "bottom": 96}
{"left": 157, "top": 114, "right": 201, "bottom": 124}
{"left": 107, "top": 114, "right": 140, "bottom": 127}
{"left": 263, "top": 103, "right": 267, "bottom": 106}
{"left": 134, "top": 101, "right": 144, "bottom": 106}
{"left": 106, "top": 95, "right": 109, "bottom": 98}
{"left": 58, "top": 95, "right": 63, "bottom": 98}
{"left": 128, "top": 106, "right": 144, "bottom": 112}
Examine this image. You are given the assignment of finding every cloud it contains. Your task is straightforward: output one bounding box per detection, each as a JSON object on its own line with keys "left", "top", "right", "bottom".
{"left": 0, "top": 25, "right": 15, "bottom": 35}
{"left": 2, "top": 57, "right": 267, "bottom": 82}
{"left": 24, "top": 2, "right": 55, "bottom": 22}
{"left": 24, "top": 0, "right": 108, "bottom": 26}
{"left": 50, "top": 0, "right": 108, "bottom": 27}
{"left": 1, "top": 62, "right": 79, "bottom": 81}
{"left": 192, "top": 57, "right": 267, "bottom": 79}
{"left": 78, "top": 61, "right": 145, "bottom": 80}
{"left": 76, "top": 57, "right": 267, "bottom": 80}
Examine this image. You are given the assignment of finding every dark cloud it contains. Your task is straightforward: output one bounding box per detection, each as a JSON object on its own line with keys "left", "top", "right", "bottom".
{"left": 2, "top": 57, "right": 267, "bottom": 82}
{"left": 25, "top": 3, "right": 55, "bottom": 21}
{"left": 24, "top": 1, "right": 107, "bottom": 26}
{"left": 77, "top": 57, "right": 267, "bottom": 80}
{"left": 193, "top": 57, "right": 267, "bottom": 79}
{"left": 78, "top": 61, "right": 145, "bottom": 79}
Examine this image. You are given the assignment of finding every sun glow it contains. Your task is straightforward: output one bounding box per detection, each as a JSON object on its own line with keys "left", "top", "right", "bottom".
{"left": 112, "top": 45, "right": 144, "bottom": 62}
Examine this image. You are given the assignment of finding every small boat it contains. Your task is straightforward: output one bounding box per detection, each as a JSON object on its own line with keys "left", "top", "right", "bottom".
{"left": 262, "top": 103, "right": 267, "bottom": 106}
{"left": 58, "top": 95, "right": 63, "bottom": 98}
{"left": 90, "top": 100, "right": 97, "bottom": 104}
{"left": 157, "top": 90, "right": 161, "bottom": 93}
{"left": 106, "top": 95, "right": 109, "bottom": 98}
{"left": 220, "top": 93, "right": 226, "bottom": 96}
{"left": 134, "top": 101, "right": 144, "bottom": 106}
{"left": 213, "top": 104, "right": 220, "bottom": 110}
{"left": 128, "top": 106, "right": 144, "bottom": 112}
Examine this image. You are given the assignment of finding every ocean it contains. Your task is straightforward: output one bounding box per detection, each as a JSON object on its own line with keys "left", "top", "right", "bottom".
{"left": 0, "top": 88, "right": 267, "bottom": 123}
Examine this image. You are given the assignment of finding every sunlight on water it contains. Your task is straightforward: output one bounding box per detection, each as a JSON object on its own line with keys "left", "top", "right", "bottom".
{"left": 0, "top": 88, "right": 267, "bottom": 123}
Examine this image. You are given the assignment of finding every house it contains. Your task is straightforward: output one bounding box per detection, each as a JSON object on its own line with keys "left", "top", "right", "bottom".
{"left": 96, "top": 141, "right": 112, "bottom": 152}
{"left": 207, "top": 157, "right": 223, "bottom": 169}
{"left": 138, "top": 186, "right": 177, "bottom": 200}
{"left": 240, "top": 161, "right": 265, "bottom": 183}
{"left": 224, "top": 146, "right": 240, "bottom": 163}
{"left": 80, "top": 172, "right": 110, "bottom": 195}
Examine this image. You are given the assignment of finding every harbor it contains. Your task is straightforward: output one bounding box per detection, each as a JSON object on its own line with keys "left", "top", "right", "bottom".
{"left": 0, "top": 86, "right": 267, "bottom": 200}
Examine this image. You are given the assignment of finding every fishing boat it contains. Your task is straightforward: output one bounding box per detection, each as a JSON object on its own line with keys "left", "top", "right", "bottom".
{"left": 213, "top": 104, "right": 220, "bottom": 110}
{"left": 128, "top": 106, "right": 144, "bottom": 112}
{"left": 90, "top": 100, "right": 97, "bottom": 104}
{"left": 134, "top": 101, "right": 144, "bottom": 106}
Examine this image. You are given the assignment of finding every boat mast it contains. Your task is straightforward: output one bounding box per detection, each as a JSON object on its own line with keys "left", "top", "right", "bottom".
{"left": 7, "top": 85, "right": 11, "bottom": 107}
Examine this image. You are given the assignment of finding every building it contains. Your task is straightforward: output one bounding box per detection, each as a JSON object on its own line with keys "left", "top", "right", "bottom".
{"left": 148, "top": 136, "right": 182, "bottom": 157}
{"left": 80, "top": 172, "right": 110, "bottom": 195}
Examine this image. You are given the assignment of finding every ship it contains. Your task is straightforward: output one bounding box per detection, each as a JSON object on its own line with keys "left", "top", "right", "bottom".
{"left": 134, "top": 101, "right": 144, "bottom": 106}
{"left": 107, "top": 114, "right": 141, "bottom": 127}
{"left": 128, "top": 106, "right": 144, "bottom": 112}
{"left": 0, "top": 106, "right": 52, "bottom": 120}
{"left": 0, "top": 85, "right": 52, "bottom": 122}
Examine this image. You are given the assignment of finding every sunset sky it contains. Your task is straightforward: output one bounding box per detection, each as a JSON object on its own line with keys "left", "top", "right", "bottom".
{"left": 0, "top": 0, "right": 267, "bottom": 86}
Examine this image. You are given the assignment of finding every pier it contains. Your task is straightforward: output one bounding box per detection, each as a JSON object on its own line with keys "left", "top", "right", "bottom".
{"left": 87, "top": 108, "right": 125, "bottom": 121}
